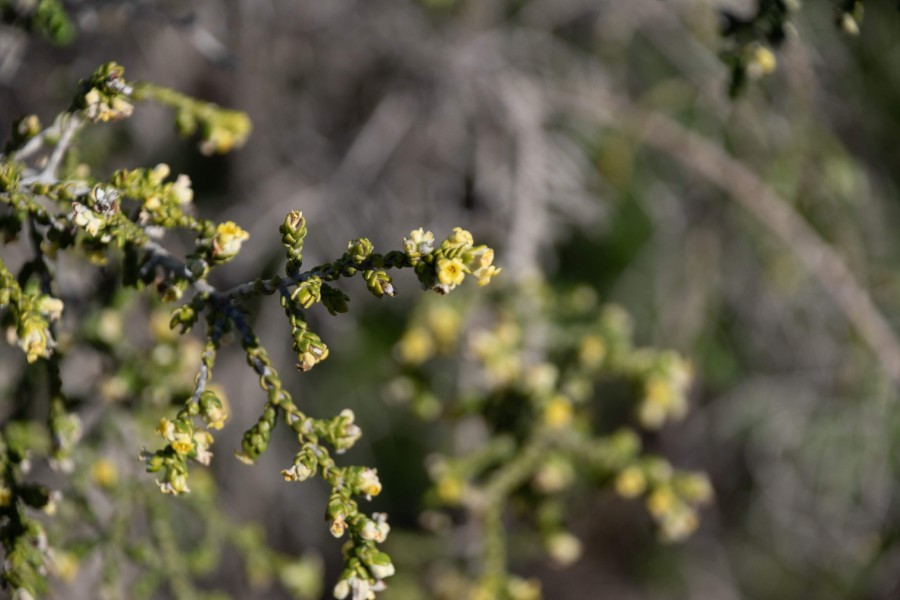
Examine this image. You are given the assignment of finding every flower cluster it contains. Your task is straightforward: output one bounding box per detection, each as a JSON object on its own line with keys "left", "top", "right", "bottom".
{"left": 0, "top": 263, "right": 64, "bottom": 364}
{"left": 0, "top": 61, "right": 500, "bottom": 600}
{"left": 385, "top": 282, "right": 711, "bottom": 596}
{"left": 76, "top": 62, "right": 135, "bottom": 122}
{"left": 404, "top": 227, "right": 501, "bottom": 294}
{"left": 144, "top": 384, "right": 231, "bottom": 495}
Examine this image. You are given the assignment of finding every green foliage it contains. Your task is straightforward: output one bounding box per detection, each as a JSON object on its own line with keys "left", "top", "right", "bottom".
{"left": 385, "top": 283, "right": 711, "bottom": 597}
{"left": 0, "top": 62, "right": 501, "bottom": 599}
{"left": 0, "top": 0, "right": 74, "bottom": 45}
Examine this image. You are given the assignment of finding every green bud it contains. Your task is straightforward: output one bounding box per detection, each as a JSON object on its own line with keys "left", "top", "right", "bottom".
{"left": 291, "top": 277, "right": 322, "bottom": 309}
{"left": 347, "top": 238, "right": 374, "bottom": 263}
{"left": 170, "top": 305, "right": 197, "bottom": 333}
{"left": 363, "top": 270, "right": 395, "bottom": 298}
{"left": 280, "top": 211, "right": 307, "bottom": 248}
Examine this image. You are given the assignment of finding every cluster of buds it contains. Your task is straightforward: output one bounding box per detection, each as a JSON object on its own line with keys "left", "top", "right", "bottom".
{"left": 2, "top": 282, "right": 64, "bottom": 364}
{"left": 281, "top": 443, "right": 319, "bottom": 482}
{"left": 312, "top": 409, "right": 363, "bottom": 454}
{"left": 333, "top": 544, "right": 396, "bottom": 600}
{"left": 392, "top": 301, "right": 463, "bottom": 367}
{"left": 635, "top": 351, "right": 692, "bottom": 429}
{"left": 615, "top": 458, "right": 713, "bottom": 542}
{"left": 235, "top": 403, "right": 277, "bottom": 464}
{"left": 280, "top": 210, "right": 308, "bottom": 273}
{"left": 142, "top": 439, "right": 191, "bottom": 495}
{"left": 71, "top": 185, "right": 120, "bottom": 240}
{"left": 192, "top": 108, "right": 252, "bottom": 156}
{"left": 110, "top": 164, "right": 196, "bottom": 229}
{"left": 77, "top": 62, "right": 134, "bottom": 122}
{"left": 468, "top": 318, "right": 523, "bottom": 387}
{"left": 288, "top": 315, "right": 330, "bottom": 372}
{"left": 143, "top": 387, "right": 230, "bottom": 491}
{"left": 403, "top": 227, "right": 501, "bottom": 294}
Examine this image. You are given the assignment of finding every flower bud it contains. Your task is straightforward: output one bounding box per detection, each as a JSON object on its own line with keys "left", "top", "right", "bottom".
{"left": 210, "top": 221, "right": 249, "bottom": 263}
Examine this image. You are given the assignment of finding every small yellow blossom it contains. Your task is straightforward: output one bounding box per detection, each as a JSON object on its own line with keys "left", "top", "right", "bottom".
{"left": 615, "top": 466, "right": 646, "bottom": 499}
{"left": 170, "top": 431, "right": 194, "bottom": 455}
{"left": 748, "top": 46, "right": 777, "bottom": 79}
{"left": 578, "top": 335, "right": 606, "bottom": 369}
{"left": 646, "top": 486, "right": 678, "bottom": 518}
{"left": 91, "top": 458, "right": 119, "bottom": 489}
{"left": 396, "top": 327, "right": 434, "bottom": 365}
{"left": 464, "top": 245, "right": 502, "bottom": 286}
{"left": 200, "top": 389, "right": 229, "bottom": 430}
{"left": 155, "top": 418, "right": 175, "bottom": 441}
{"left": 543, "top": 395, "right": 573, "bottom": 429}
{"left": 52, "top": 551, "right": 79, "bottom": 582}
{"left": 660, "top": 507, "right": 699, "bottom": 542}
{"left": 674, "top": 473, "right": 714, "bottom": 505}
{"left": 211, "top": 221, "right": 249, "bottom": 262}
{"left": 436, "top": 257, "right": 466, "bottom": 287}
{"left": 198, "top": 112, "right": 252, "bottom": 155}
{"left": 443, "top": 226, "right": 474, "bottom": 250}
{"left": 436, "top": 476, "right": 464, "bottom": 504}
{"left": 425, "top": 304, "right": 461, "bottom": 347}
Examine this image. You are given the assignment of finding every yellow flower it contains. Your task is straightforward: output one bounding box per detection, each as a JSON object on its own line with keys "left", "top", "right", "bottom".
{"left": 396, "top": 327, "right": 434, "bottom": 365}
{"left": 91, "top": 459, "right": 119, "bottom": 489}
{"left": 443, "top": 226, "right": 474, "bottom": 250}
{"left": 543, "top": 395, "right": 573, "bottom": 429}
{"left": 615, "top": 466, "right": 646, "bottom": 499}
{"left": 578, "top": 335, "right": 606, "bottom": 369}
{"left": 155, "top": 418, "right": 175, "bottom": 440}
{"left": 170, "top": 431, "right": 194, "bottom": 455}
{"left": 646, "top": 486, "right": 678, "bottom": 518}
{"left": 211, "top": 221, "right": 249, "bottom": 262}
{"left": 660, "top": 508, "right": 699, "bottom": 542}
{"left": 465, "top": 245, "right": 501, "bottom": 286}
{"left": 426, "top": 304, "right": 461, "bottom": 347}
{"left": 475, "top": 264, "right": 501, "bottom": 286}
{"left": 436, "top": 476, "right": 464, "bottom": 504}
{"left": 52, "top": 551, "right": 79, "bottom": 582}
{"left": 437, "top": 257, "right": 466, "bottom": 287}
{"left": 747, "top": 45, "right": 777, "bottom": 79}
